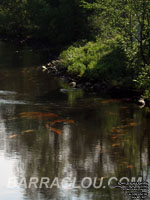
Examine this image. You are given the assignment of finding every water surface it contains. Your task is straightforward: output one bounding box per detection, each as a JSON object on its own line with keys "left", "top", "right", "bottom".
{"left": 0, "top": 41, "right": 150, "bottom": 200}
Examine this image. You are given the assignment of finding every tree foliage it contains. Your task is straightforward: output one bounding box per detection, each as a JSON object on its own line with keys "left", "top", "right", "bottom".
{"left": 77, "top": 0, "right": 150, "bottom": 96}
{"left": 0, "top": 0, "right": 150, "bottom": 97}
{"left": 60, "top": 36, "right": 129, "bottom": 88}
{"left": 0, "top": 0, "right": 88, "bottom": 45}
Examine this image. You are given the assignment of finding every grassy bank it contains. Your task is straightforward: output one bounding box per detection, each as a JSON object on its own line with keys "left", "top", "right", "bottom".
{"left": 58, "top": 36, "right": 133, "bottom": 90}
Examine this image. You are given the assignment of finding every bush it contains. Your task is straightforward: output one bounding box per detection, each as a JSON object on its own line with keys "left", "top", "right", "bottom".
{"left": 136, "top": 65, "right": 150, "bottom": 99}
{"left": 59, "top": 36, "right": 130, "bottom": 87}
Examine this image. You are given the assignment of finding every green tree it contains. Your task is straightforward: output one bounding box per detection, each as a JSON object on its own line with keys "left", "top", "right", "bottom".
{"left": 81, "top": 0, "right": 150, "bottom": 66}
{"left": 80, "top": 0, "right": 150, "bottom": 96}
{"left": 0, "top": 0, "right": 29, "bottom": 38}
{"left": 0, "top": 0, "right": 88, "bottom": 45}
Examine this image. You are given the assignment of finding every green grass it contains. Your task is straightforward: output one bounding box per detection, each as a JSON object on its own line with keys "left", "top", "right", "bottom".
{"left": 59, "top": 36, "right": 130, "bottom": 87}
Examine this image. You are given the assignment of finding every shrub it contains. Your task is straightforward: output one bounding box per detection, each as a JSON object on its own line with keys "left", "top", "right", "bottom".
{"left": 136, "top": 65, "right": 150, "bottom": 99}
{"left": 59, "top": 36, "right": 130, "bottom": 87}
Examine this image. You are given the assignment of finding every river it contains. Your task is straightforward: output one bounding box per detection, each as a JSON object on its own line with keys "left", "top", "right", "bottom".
{"left": 0, "top": 41, "right": 149, "bottom": 200}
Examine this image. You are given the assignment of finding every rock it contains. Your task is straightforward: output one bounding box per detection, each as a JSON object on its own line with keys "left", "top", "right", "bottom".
{"left": 69, "top": 81, "right": 76, "bottom": 88}
{"left": 138, "top": 98, "right": 145, "bottom": 108}
{"left": 47, "top": 63, "right": 51, "bottom": 66}
{"left": 42, "top": 65, "right": 47, "bottom": 72}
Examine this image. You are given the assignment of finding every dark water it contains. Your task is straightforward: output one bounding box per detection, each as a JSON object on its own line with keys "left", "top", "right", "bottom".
{"left": 0, "top": 41, "right": 150, "bottom": 200}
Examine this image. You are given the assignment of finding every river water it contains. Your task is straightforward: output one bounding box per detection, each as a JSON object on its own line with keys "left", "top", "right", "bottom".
{"left": 0, "top": 41, "right": 150, "bottom": 200}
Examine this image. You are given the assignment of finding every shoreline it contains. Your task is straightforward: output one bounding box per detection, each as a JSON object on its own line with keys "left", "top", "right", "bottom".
{"left": 0, "top": 37, "right": 144, "bottom": 105}
{"left": 42, "top": 60, "right": 141, "bottom": 101}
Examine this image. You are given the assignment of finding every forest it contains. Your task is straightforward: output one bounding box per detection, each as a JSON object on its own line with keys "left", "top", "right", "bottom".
{"left": 0, "top": 0, "right": 150, "bottom": 98}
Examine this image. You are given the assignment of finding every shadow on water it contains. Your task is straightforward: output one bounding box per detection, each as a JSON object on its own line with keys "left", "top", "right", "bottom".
{"left": 0, "top": 41, "right": 150, "bottom": 200}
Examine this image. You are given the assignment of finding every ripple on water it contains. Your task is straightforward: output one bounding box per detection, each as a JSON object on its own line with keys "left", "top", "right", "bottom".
{"left": 0, "top": 90, "right": 17, "bottom": 95}
{"left": 0, "top": 99, "right": 28, "bottom": 105}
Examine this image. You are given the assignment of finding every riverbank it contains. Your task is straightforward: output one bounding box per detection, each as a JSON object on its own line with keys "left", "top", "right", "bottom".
{"left": 42, "top": 59, "right": 141, "bottom": 101}
{"left": 41, "top": 36, "right": 143, "bottom": 102}
{"left": 1, "top": 0, "right": 150, "bottom": 105}
{"left": 0, "top": 37, "right": 144, "bottom": 104}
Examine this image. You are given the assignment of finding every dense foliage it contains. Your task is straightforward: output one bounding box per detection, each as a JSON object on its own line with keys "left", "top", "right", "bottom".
{"left": 0, "top": 0, "right": 88, "bottom": 45}
{"left": 60, "top": 0, "right": 150, "bottom": 97}
{"left": 60, "top": 36, "right": 130, "bottom": 88}
{"left": 0, "top": 0, "right": 150, "bottom": 97}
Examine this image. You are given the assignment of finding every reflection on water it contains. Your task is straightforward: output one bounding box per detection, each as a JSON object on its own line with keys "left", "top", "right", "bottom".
{"left": 0, "top": 41, "right": 150, "bottom": 200}
{"left": 0, "top": 90, "right": 17, "bottom": 95}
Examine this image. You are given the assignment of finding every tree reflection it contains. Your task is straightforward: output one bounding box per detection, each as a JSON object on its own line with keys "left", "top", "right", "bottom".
{"left": 0, "top": 97, "right": 150, "bottom": 200}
